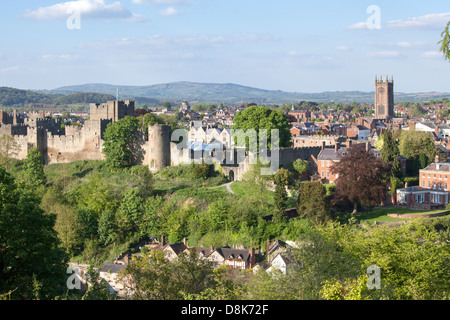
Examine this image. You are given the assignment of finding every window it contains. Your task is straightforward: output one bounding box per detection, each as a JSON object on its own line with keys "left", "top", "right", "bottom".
{"left": 440, "top": 175, "right": 442, "bottom": 179}
{"left": 416, "top": 193, "right": 425, "bottom": 204}
{"left": 321, "top": 171, "right": 325, "bottom": 177}
{"left": 326, "top": 171, "right": 330, "bottom": 178}
{"left": 423, "top": 181, "right": 425, "bottom": 187}
{"left": 428, "top": 181, "right": 431, "bottom": 188}
{"left": 433, "top": 193, "right": 441, "bottom": 203}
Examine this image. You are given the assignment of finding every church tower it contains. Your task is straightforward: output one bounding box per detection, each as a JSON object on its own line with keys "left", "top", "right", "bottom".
{"left": 375, "top": 76, "right": 394, "bottom": 120}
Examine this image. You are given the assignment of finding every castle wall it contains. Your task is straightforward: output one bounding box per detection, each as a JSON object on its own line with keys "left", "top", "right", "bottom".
{"left": 0, "top": 124, "right": 28, "bottom": 136}
{"left": 45, "top": 120, "right": 106, "bottom": 164}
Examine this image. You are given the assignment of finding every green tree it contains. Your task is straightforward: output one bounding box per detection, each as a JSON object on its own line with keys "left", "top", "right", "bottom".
{"left": 121, "top": 249, "right": 217, "bottom": 300}
{"left": 74, "top": 173, "right": 118, "bottom": 218}
{"left": 273, "top": 168, "right": 292, "bottom": 222}
{"left": 232, "top": 106, "right": 292, "bottom": 150}
{"left": 398, "top": 130, "right": 436, "bottom": 175}
{"left": 22, "top": 147, "right": 46, "bottom": 188}
{"left": 0, "top": 167, "right": 68, "bottom": 299}
{"left": 318, "top": 220, "right": 450, "bottom": 300}
{"left": 381, "top": 130, "right": 402, "bottom": 178}
{"left": 102, "top": 116, "right": 140, "bottom": 169}
{"left": 98, "top": 209, "right": 118, "bottom": 246}
{"left": 242, "top": 162, "right": 272, "bottom": 209}
{"left": 439, "top": 21, "right": 450, "bottom": 61}
{"left": 297, "top": 181, "right": 330, "bottom": 223}
{"left": 331, "top": 145, "right": 391, "bottom": 213}
{"left": 292, "top": 159, "right": 309, "bottom": 177}
{"left": 115, "top": 188, "right": 144, "bottom": 237}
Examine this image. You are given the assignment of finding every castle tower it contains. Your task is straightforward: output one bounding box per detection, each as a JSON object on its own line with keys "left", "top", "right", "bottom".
{"left": 375, "top": 76, "right": 394, "bottom": 120}
{"left": 148, "top": 124, "right": 172, "bottom": 172}
{"left": 89, "top": 100, "right": 135, "bottom": 122}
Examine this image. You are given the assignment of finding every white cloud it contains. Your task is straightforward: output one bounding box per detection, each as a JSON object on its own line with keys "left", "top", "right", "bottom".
{"left": 83, "top": 33, "right": 279, "bottom": 50}
{"left": 159, "top": 6, "right": 178, "bottom": 16}
{"left": 132, "top": 0, "right": 191, "bottom": 5}
{"left": 347, "top": 21, "right": 369, "bottom": 30}
{"left": 367, "top": 51, "right": 401, "bottom": 58}
{"left": 23, "top": 0, "right": 146, "bottom": 22}
{"left": 335, "top": 45, "right": 349, "bottom": 51}
{"left": 0, "top": 66, "right": 20, "bottom": 73}
{"left": 386, "top": 12, "right": 450, "bottom": 30}
{"left": 422, "top": 51, "right": 443, "bottom": 58}
{"left": 348, "top": 12, "right": 450, "bottom": 31}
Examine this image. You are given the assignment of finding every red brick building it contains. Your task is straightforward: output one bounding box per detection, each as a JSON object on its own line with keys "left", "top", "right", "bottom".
{"left": 397, "top": 157, "right": 450, "bottom": 208}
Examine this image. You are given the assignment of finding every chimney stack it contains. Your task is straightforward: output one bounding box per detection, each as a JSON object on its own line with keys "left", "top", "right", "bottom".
{"left": 335, "top": 142, "right": 340, "bottom": 152}
{"left": 161, "top": 235, "right": 165, "bottom": 246}
{"left": 366, "top": 142, "right": 371, "bottom": 152}
{"left": 322, "top": 141, "right": 326, "bottom": 150}
{"left": 346, "top": 140, "right": 352, "bottom": 149}
{"left": 183, "top": 237, "right": 187, "bottom": 247}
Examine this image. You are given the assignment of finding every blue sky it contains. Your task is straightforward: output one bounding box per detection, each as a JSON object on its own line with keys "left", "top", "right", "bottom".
{"left": 1, "top": 0, "right": 450, "bottom": 93}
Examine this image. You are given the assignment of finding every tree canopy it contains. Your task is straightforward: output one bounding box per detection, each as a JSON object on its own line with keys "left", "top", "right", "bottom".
{"left": 0, "top": 167, "right": 68, "bottom": 299}
{"left": 332, "top": 145, "right": 391, "bottom": 212}
{"left": 102, "top": 116, "right": 141, "bottom": 169}
{"left": 439, "top": 21, "right": 450, "bottom": 62}
{"left": 232, "top": 106, "right": 292, "bottom": 150}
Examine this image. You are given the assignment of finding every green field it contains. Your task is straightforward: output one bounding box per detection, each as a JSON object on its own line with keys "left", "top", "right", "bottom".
{"left": 357, "top": 207, "right": 450, "bottom": 224}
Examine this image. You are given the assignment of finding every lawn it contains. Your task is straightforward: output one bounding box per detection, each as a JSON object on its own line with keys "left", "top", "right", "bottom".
{"left": 357, "top": 207, "right": 450, "bottom": 224}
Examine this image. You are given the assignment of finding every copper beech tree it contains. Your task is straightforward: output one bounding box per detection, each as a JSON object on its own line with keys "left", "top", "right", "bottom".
{"left": 331, "top": 144, "right": 391, "bottom": 213}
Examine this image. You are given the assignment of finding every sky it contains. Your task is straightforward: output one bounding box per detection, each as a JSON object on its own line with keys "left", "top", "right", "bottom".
{"left": 1, "top": 0, "right": 450, "bottom": 93}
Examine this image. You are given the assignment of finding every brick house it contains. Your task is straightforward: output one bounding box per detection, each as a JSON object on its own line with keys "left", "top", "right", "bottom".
{"left": 397, "top": 157, "right": 450, "bottom": 208}
{"left": 311, "top": 141, "right": 381, "bottom": 184}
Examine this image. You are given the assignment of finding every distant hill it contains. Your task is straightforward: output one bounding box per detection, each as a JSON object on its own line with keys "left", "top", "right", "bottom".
{"left": 0, "top": 87, "right": 115, "bottom": 108}
{"left": 53, "top": 81, "right": 450, "bottom": 105}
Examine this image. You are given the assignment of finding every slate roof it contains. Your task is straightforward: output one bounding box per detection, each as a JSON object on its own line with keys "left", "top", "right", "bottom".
{"left": 317, "top": 145, "right": 380, "bottom": 161}
{"left": 422, "top": 162, "right": 450, "bottom": 172}
{"left": 215, "top": 247, "right": 252, "bottom": 261}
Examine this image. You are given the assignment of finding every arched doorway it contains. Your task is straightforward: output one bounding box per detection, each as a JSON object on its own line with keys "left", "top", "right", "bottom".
{"left": 229, "top": 170, "right": 235, "bottom": 182}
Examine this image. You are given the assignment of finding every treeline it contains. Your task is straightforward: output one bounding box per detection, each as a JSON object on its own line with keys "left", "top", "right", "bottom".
{"left": 0, "top": 87, "right": 115, "bottom": 107}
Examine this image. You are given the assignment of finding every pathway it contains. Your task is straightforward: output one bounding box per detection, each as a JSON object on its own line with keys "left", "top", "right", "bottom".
{"left": 209, "top": 182, "right": 235, "bottom": 194}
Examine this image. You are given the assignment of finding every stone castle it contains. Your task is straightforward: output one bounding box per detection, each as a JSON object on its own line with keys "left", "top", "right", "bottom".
{"left": 0, "top": 100, "right": 321, "bottom": 181}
